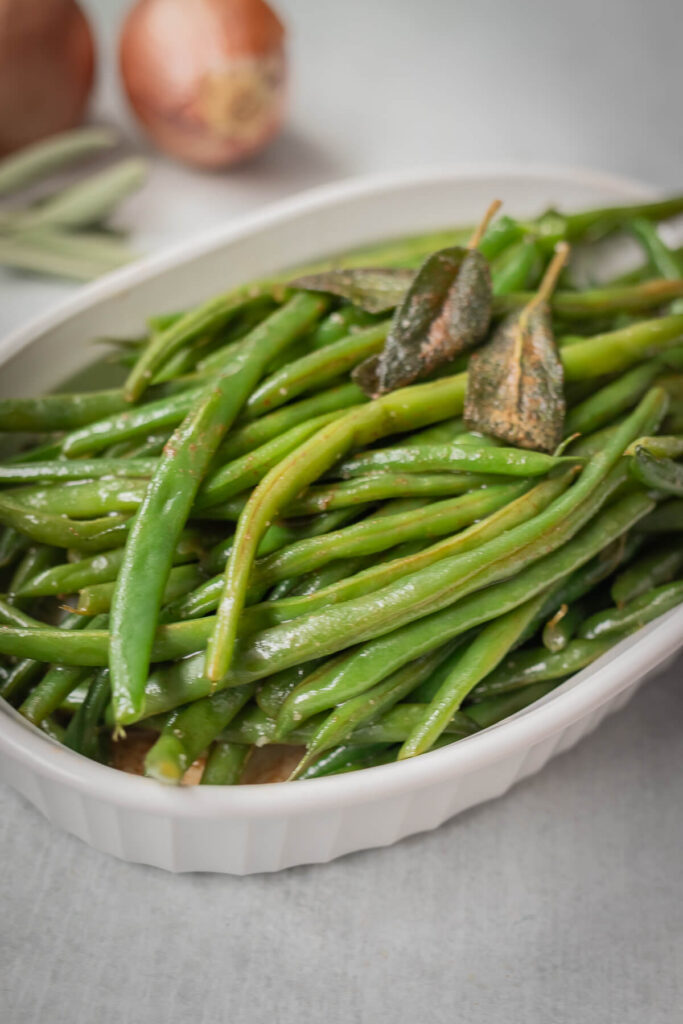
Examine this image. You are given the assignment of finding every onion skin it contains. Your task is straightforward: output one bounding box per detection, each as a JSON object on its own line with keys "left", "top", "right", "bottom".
{"left": 120, "top": 0, "right": 287, "bottom": 169}
{"left": 0, "top": 0, "right": 95, "bottom": 156}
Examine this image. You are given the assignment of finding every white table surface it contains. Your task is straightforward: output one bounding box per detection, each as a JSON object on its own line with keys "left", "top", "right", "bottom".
{"left": 1, "top": 1, "right": 682, "bottom": 1021}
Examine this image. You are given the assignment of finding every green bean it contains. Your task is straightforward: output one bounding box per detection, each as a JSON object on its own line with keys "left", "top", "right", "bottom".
{"left": 4, "top": 478, "right": 146, "bottom": 518}
{"left": 20, "top": 615, "right": 107, "bottom": 725}
{"left": 60, "top": 386, "right": 202, "bottom": 457}
{"left": 244, "top": 322, "right": 389, "bottom": 418}
{"left": 634, "top": 498, "right": 683, "bottom": 533}
{"left": 494, "top": 281, "right": 683, "bottom": 320}
{"left": 191, "top": 479, "right": 556, "bottom": 627}
{"left": 565, "top": 361, "right": 663, "bottom": 436}
{"left": 144, "top": 683, "right": 255, "bottom": 783}
{"left": 221, "top": 701, "right": 475, "bottom": 748}
{"left": 629, "top": 447, "right": 683, "bottom": 496}
{"left": 0, "top": 527, "right": 29, "bottom": 569}
{"left": 216, "top": 382, "right": 365, "bottom": 464}
{"left": 561, "top": 315, "right": 683, "bottom": 380}
{"left": 467, "top": 638, "right": 617, "bottom": 702}
{"left": 0, "top": 458, "right": 157, "bottom": 486}
{"left": 332, "top": 444, "right": 577, "bottom": 480}
{"left": 256, "top": 393, "right": 661, "bottom": 698}
{"left": 64, "top": 669, "right": 110, "bottom": 762}
{"left": 18, "top": 529, "right": 204, "bottom": 598}
{"left": 296, "top": 743, "right": 396, "bottom": 780}
{"left": 626, "top": 435, "right": 683, "bottom": 459}
{"left": 308, "top": 306, "right": 381, "bottom": 349}
{"left": 629, "top": 218, "right": 683, "bottom": 313}
{"left": 17, "top": 158, "right": 147, "bottom": 232}
{"left": 123, "top": 280, "right": 283, "bottom": 401}
{"left": 491, "top": 238, "right": 543, "bottom": 295}
{"left": 8, "top": 544, "right": 61, "bottom": 602}
{"left": 611, "top": 542, "right": 683, "bottom": 606}
{"left": 463, "top": 681, "right": 558, "bottom": 728}
{"left": 578, "top": 580, "right": 683, "bottom": 639}
{"left": 0, "top": 127, "right": 116, "bottom": 197}
{"left": 78, "top": 562, "right": 205, "bottom": 615}
{"left": 0, "top": 597, "right": 47, "bottom": 630}
{"left": 528, "top": 196, "right": 683, "bottom": 246}
{"left": 542, "top": 599, "right": 590, "bottom": 652}
{"left": 256, "top": 661, "right": 326, "bottom": 717}
{"left": 200, "top": 739, "right": 251, "bottom": 785}
{"left": 0, "top": 389, "right": 149, "bottom": 433}
{"left": 195, "top": 411, "right": 344, "bottom": 508}
{"left": 1, "top": 611, "right": 89, "bottom": 705}
{"left": 272, "top": 490, "right": 653, "bottom": 734}
{"left": 398, "top": 591, "right": 551, "bottom": 757}
{"left": 282, "top": 472, "right": 507, "bottom": 516}
{"left": 110, "top": 293, "right": 328, "bottom": 724}
{"left": 207, "top": 359, "right": 667, "bottom": 682}
{"left": 291, "top": 640, "right": 463, "bottom": 777}
{"left": 250, "top": 483, "right": 525, "bottom": 591}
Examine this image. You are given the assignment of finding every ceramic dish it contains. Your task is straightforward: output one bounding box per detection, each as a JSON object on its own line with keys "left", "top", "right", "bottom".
{"left": 1, "top": 165, "right": 682, "bottom": 874}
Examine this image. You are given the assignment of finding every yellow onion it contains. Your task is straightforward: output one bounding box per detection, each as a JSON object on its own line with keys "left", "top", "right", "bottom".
{"left": 120, "top": 0, "right": 287, "bottom": 169}
{"left": 0, "top": 0, "right": 95, "bottom": 156}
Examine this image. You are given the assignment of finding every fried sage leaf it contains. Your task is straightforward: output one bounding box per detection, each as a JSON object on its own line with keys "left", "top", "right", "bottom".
{"left": 353, "top": 246, "right": 493, "bottom": 397}
{"left": 464, "top": 246, "right": 569, "bottom": 452}
{"left": 290, "top": 268, "right": 414, "bottom": 314}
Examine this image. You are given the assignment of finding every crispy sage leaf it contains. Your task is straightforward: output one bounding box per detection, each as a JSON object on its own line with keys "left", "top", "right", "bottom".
{"left": 357, "top": 247, "right": 492, "bottom": 397}
{"left": 290, "top": 268, "right": 414, "bottom": 313}
{"left": 464, "top": 305, "right": 565, "bottom": 452}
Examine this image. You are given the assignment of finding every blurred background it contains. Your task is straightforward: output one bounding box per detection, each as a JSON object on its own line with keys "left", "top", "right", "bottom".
{"left": 1, "top": 0, "right": 681, "bottom": 330}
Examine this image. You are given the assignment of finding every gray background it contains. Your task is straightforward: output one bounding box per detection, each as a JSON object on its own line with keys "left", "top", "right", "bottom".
{"left": 1, "top": 1, "right": 682, "bottom": 1021}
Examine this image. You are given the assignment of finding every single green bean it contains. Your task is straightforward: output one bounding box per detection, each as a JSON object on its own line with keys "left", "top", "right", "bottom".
{"left": 0, "top": 458, "right": 156, "bottom": 486}
{"left": 200, "top": 740, "right": 251, "bottom": 785}
{"left": 64, "top": 669, "right": 110, "bottom": 762}
{"left": 333, "top": 444, "right": 577, "bottom": 479}
{"left": 79, "top": 562, "right": 205, "bottom": 615}
{"left": 565, "top": 361, "right": 663, "bottom": 436}
{"left": 463, "top": 681, "right": 558, "bottom": 728}
{"left": 629, "top": 447, "right": 683, "bottom": 496}
{"left": 0, "top": 127, "right": 116, "bottom": 197}
{"left": 398, "top": 592, "right": 550, "bottom": 757}
{"left": 111, "top": 293, "right": 328, "bottom": 724}
{"left": 611, "top": 542, "right": 683, "bottom": 606}
{"left": 578, "top": 580, "right": 683, "bottom": 639}
{"left": 144, "top": 684, "right": 255, "bottom": 783}
{"left": 467, "top": 638, "right": 616, "bottom": 702}
{"left": 296, "top": 743, "right": 396, "bottom": 780}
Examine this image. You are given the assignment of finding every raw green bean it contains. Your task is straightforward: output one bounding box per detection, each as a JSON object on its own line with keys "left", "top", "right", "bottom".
{"left": 398, "top": 592, "right": 550, "bottom": 757}
{"left": 17, "top": 158, "right": 147, "bottom": 231}
{"left": 110, "top": 292, "right": 328, "bottom": 724}
{"left": 200, "top": 740, "right": 251, "bottom": 785}
{"left": 578, "top": 580, "right": 683, "bottom": 639}
{"left": 144, "top": 684, "right": 255, "bottom": 783}
{"left": 611, "top": 542, "right": 683, "bottom": 606}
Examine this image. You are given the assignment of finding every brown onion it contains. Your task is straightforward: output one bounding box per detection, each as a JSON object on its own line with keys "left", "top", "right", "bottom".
{"left": 0, "top": 0, "right": 95, "bottom": 156}
{"left": 120, "top": 0, "right": 287, "bottom": 169}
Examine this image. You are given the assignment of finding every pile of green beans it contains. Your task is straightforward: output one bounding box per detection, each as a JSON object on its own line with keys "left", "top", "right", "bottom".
{"left": 1, "top": 194, "right": 682, "bottom": 787}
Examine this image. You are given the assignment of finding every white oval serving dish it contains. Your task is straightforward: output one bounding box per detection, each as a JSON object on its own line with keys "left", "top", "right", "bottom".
{"left": 1, "top": 165, "right": 682, "bottom": 874}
